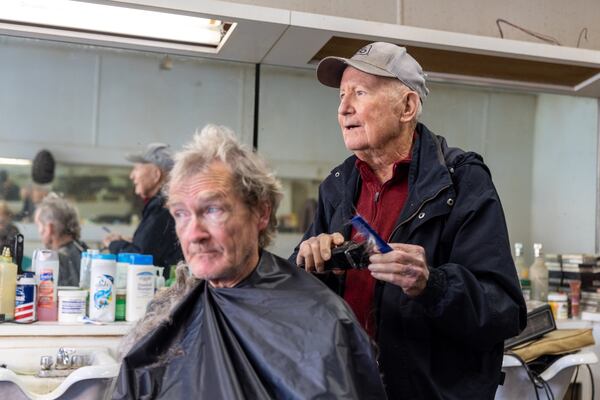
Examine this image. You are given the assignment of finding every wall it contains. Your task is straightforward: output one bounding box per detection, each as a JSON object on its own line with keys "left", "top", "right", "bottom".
{"left": 0, "top": 36, "right": 256, "bottom": 165}
{"left": 531, "top": 94, "right": 598, "bottom": 255}
{"left": 258, "top": 65, "right": 349, "bottom": 180}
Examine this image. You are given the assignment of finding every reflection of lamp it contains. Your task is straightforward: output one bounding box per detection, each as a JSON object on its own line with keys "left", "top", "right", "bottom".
{"left": 0, "top": 158, "right": 31, "bottom": 166}
{"left": 0, "top": 0, "right": 229, "bottom": 49}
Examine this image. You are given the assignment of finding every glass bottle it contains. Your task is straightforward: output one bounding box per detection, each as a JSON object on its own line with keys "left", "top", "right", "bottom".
{"left": 529, "top": 243, "right": 549, "bottom": 302}
{"left": 514, "top": 243, "right": 529, "bottom": 280}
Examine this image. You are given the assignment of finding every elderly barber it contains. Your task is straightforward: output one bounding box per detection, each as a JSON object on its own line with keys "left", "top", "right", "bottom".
{"left": 113, "top": 125, "right": 385, "bottom": 399}
{"left": 35, "top": 193, "right": 87, "bottom": 286}
{"left": 292, "top": 42, "right": 527, "bottom": 399}
{"left": 103, "top": 143, "right": 183, "bottom": 270}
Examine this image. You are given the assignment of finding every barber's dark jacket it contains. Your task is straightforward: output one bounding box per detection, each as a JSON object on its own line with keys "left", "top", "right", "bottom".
{"left": 109, "top": 194, "right": 183, "bottom": 268}
{"left": 291, "top": 123, "right": 527, "bottom": 400}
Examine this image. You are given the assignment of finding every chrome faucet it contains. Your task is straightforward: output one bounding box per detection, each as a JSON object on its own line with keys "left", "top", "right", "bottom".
{"left": 55, "top": 348, "right": 75, "bottom": 370}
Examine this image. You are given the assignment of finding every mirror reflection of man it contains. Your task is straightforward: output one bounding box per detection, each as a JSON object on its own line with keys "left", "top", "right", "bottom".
{"left": 34, "top": 193, "right": 87, "bottom": 286}
{"left": 113, "top": 125, "right": 386, "bottom": 399}
{"left": 103, "top": 143, "right": 183, "bottom": 271}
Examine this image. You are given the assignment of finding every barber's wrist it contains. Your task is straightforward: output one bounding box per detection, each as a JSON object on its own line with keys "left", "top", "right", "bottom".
{"left": 413, "top": 268, "right": 446, "bottom": 307}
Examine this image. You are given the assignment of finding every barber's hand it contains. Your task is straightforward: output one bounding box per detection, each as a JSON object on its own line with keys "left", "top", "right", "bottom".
{"left": 368, "top": 243, "right": 429, "bottom": 297}
{"left": 102, "top": 233, "right": 124, "bottom": 248}
{"left": 296, "top": 233, "right": 345, "bottom": 273}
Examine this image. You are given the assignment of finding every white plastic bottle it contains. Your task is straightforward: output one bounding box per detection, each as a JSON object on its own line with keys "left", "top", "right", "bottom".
{"left": 89, "top": 253, "right": 117, "bottom": 322}
{"left": 33, "top": 249, "right": 59, "bottom": 321}
{"left": 126, "top": 254, "right": 155, "bottom": 322}
{"left": 116, "top": 253, "right": 133, "bottom": 290}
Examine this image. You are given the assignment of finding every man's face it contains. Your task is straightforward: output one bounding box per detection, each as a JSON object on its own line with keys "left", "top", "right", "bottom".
{"left": 337, "top": 67, "right": 406, "bottom": 153}
{"left": 34, "top": 212, "right": 52, "bottom": 249}
{"left": 129, "top": 163, "right": 160, "bottom": 199}
{"left": 168, "top": 162, "right": 267, "bottom": 288}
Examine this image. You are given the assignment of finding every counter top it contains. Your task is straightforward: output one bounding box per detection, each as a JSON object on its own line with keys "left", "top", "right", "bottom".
{"left": 0, "top": 321, "right": 133, "bottom": 337}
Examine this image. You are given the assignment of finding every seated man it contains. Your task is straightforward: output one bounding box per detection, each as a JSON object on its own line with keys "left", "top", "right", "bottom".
{"left": 113, "top": 125, "right": 385, "bottom": 399}
{"left": 34, "top": 193, "right": 87, "bottom": 286}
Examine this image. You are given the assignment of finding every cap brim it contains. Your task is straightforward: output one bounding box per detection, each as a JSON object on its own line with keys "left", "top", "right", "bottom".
{"left": 124, "top": 152, "right": 147, "bottom": 164}
{"left": 316, "top": 57, "right": 396, "bottom": 88}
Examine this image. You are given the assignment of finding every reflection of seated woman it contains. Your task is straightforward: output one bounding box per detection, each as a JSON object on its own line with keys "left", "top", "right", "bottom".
{"left": 0, "top": 201, "right": 19, "bottom": 252}
{"left": 34, "top": 194, "right": 87, "bottom": 286}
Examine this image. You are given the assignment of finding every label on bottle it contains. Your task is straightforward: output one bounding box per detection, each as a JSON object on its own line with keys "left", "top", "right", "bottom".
{"left": 15, "top": 283, "right": 36, "bottom": 321}
{"left": 38, "top": 269, "right": 55, "bottom": 308}
{"left": 137, "top": 271, "right": 154, "bottom": 296}
{"left": 93, "top": 274, "right": 114, "bottom": 310}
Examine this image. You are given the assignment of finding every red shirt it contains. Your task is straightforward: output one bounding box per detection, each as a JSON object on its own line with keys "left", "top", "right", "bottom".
{"left": 343, "top": 148, "right": 412, "bottom": 337}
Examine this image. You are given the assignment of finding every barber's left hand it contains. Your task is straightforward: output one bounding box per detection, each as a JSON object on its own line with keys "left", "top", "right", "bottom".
{"left": 368, "top": 243, "right": 429, "bottom": 297}
{"left": 102, "top": 233, "right": 124, "bottom": 248}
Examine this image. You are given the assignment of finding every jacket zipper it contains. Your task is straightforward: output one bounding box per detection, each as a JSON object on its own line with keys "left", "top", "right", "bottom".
{"left": 387, "top": 184, "right": 451, "bottom": 242}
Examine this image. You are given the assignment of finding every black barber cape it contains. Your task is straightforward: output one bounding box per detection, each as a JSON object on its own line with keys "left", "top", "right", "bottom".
{"left": 113, "top": 250, "right": 386, "bottom": 399}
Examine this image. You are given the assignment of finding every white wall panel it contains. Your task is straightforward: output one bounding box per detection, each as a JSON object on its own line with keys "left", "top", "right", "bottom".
{"left": 258, "top": 65, "right": 350, "bottom": 180}
{"left": 97, "top": 53, "right": 256, "bottom": 150}
{"left": 531, "top": 94, "right": 597, "bottom": 255}
{"left": 0, "top": 37, "right": 97, "bottom": 147}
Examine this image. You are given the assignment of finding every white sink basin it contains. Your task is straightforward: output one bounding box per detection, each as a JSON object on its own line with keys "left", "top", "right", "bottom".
{"left": 0, "top": 347, "right": 119, "bottom": 400}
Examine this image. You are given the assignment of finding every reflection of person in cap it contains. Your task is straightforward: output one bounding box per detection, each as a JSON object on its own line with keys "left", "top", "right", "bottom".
{"left": 291, "top": 42, "right": 526, "bottom": 399}
{"left": 0, "top": 170, "right": 21, "bottom": 201}
{"left": 103, "top": 143, "right": 183, "bottom": 270}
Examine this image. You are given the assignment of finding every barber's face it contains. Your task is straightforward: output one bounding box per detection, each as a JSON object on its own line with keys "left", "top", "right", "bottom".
{"left": 168, "top": 162, "right": 268, "bottom": 288}
{"left": 338, "top": 67, "right": 405, "bottom": 153}
{"left": 129, "top": 163, "right": 161, "bottom": 199}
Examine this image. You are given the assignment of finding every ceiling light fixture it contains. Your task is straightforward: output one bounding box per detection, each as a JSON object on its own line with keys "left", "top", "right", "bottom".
{"left": 0, "top": 0, "right": 231, "bottom": 49}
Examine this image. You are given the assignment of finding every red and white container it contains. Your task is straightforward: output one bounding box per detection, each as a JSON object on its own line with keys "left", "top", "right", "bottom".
{"left": 15, "top": 272, "right": 36, "bottom": 322}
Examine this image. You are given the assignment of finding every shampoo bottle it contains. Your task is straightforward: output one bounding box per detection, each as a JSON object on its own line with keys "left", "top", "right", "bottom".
{"left": 34, "top": 249, "right": 59, "bottom": 321}
{"left": 126, "top": 254, "right": 155, "bottom": 322}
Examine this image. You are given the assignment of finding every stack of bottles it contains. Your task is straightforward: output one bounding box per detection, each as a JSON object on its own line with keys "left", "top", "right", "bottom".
{"left": 0, "top": 246, "right": 171, "bottom": 324}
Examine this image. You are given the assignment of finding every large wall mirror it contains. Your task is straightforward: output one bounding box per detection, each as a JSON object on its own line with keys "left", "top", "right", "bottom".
{"left": 1, "top": 34, "right": 598, "bottom": 264}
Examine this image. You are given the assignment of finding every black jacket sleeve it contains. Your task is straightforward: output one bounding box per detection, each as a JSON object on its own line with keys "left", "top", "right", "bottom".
{"left": 414, "top": 162, "right": 526, "bottom": 350}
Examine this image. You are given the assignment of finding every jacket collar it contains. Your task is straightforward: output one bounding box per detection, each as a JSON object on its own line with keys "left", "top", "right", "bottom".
{"left": 398, "top": 123, "right": 454, "bottom": 223}
{"left": 329, "top": 123, "right": 454, "bottom": 231}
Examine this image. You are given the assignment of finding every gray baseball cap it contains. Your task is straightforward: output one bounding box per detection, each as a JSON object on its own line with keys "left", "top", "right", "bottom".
{"left": 316, "top": 42, "right": 429, "bottom": 101}
{"left": 125, "top": 142, "right": 174, "bottom": 172}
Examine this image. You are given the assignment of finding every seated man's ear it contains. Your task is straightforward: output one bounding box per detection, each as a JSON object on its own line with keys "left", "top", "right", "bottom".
{"left": 257, "top": 203, "right": 271, "bottom": 231}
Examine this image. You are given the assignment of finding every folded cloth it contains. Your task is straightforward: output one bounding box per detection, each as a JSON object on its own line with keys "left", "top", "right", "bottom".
{"left": 511, "top": 328, "right": 595, "bottom": 363}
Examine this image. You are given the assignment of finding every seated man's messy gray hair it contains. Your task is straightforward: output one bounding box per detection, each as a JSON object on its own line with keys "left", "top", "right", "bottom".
{"left": 119, "top": 124, "right": 282, "bottom": 358}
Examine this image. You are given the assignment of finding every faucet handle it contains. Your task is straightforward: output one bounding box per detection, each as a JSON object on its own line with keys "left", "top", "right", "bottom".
{"left": 40, "top": 356, "right": 53, "bottom": 370}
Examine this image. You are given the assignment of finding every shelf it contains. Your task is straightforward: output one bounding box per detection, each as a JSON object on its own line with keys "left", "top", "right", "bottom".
{"left": 0, "top": 321, "right": 133, "bottom": 337}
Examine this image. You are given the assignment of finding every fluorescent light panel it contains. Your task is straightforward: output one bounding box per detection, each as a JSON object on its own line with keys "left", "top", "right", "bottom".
{"left": 0, "top": 157, "right": 31, "bottom": 166}
{"left": 0, "top": 0, "right": 224, "bottom": 47}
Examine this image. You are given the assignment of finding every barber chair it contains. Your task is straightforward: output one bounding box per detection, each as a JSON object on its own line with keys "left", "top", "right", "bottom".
{"left": 495, "top": 351, "right": 597, "bottom": 400}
